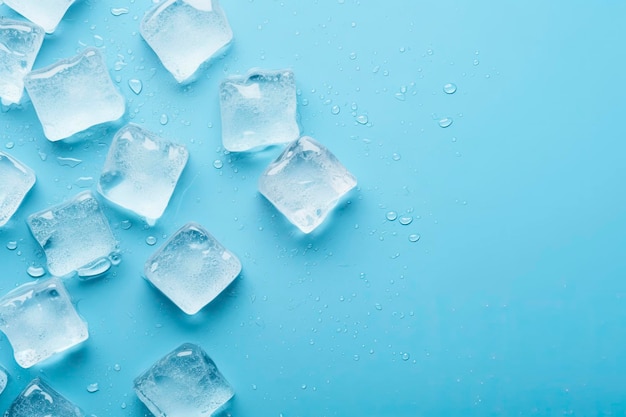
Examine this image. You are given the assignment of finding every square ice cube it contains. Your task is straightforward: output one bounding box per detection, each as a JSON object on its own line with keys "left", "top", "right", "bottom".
{"left": 0, "top": 366, "right": 7, "bottom": 395}
{"left": 134, "top": 343, "right": 234, "bottom": 417}
{"left": 5, "top": 378, "right": 84, "bottom": 416}
{"left": 144, "top": 223, "right": 241, "bottom": 315}
{"left": 97, "top": 124, "right": 189, "bottom": 225}
{"left": 140, "top": 0, "right": 233, "bottom": 83}
{"left": 0, "top": 19, "right": 44, "bottom": 105}
{"left": 258, "top": 136, "right": 357, "bottom": 233}
{"left": 24, "top": 47, "right": 125, "bottom": 142}
{"left": 220, "top": 69, "right": 300, "bottom": 152}
{"left": 27, "top": 191, "right": 117, "bottom": 277}
{"left": 0, "top": 278, "right": 88, "bottom": 368}
{"left": 0, "top": 151, "right": 36, "bottom": 227}
{"left": 2, "top": 0, "right": 76, "bottom": 33}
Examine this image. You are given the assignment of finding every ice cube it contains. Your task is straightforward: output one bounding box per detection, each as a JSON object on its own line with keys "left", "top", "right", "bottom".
{"left": 144, "top": 223, "right": 241, "bottom": 315}
{"left": 97, "top": 124, "right": 189, "bottom": 225}
{"left": 2, "top": 0, "right": 76, "bottom": 33}
{"left": 5, "top": 378, "right": 84, "bottom": 416}
{"left": 220, "top": 69, "right": 300, "bottom": 152}
{"left": 0, "top": 19, "right": 45, "bottom": 105}
{"left": 24, "top": 47, "right": 125, "bottom": 142}
{"left": 0, "top": 278, "right": 88, "bottom": 368}
{"left": 140, "top": 0, "right": 233, "bottom": 83}
{"left": 0, "top": 367, "right": 7, "bottom": 395}
{"left": 258, "top": 136, "right": 357, "bottom": 233}
{"left": 134, "top": 343, "right": 234, "bottom": 417}
{"left": 0, "top": 151, "right": 36, "bottom": 227}
{"left": 27, "top": 191, "right": 117, "bottom": 277}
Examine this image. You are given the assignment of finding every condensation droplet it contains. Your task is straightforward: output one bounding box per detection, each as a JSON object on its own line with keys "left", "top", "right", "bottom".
{"left": 159, "top": 114, "right": 168, "bottom": 125}
{"left": 356, "top": 115, "right": 368, "bottom": 125}
{"left": 146, "top": 236, "right": 157, "bottom": 246}
{"left": 399, "top": 216, "right": 413, "bottom": 225}
{"left": 392, "top": 153, "right": 401, "bottom": 161}
{"left": 6, "top": 241, "right": 17, "bottom": 250}
{"left": 438, "top": 117, "right": 453, "bottom": 128}
{"left": 86, "top": 383, "right": 99, "bottom": 393}
{"left": 402, "top": 352, "right": 410, "bottom": 361}
{"left": 128, "top": 79, "right": 143, "bottom": 95}
{"left": 27, "top": 266, "right": 45, "bottom": 278}
{"left": 111, "top": 7, "right": 129, "bottom": 16}
{"left": 349, "top": 52, "right": 357, "bottom": 60}
{"left": 213, "top": 159, "right": 223, "bottom": 169}
{"left": 5, "top": 142, "right": 14, "bottom": 149}
{"left": 375, "top": 303, "right": 383, "bottom": 311}
{"left": 386, "top": 211, "right": 397, "bottom": 221}
{"left": 353, "top": 354, "right": 360, "bottom": 361}
{"left": 331, "top": 105, "right": 340, "bottom": 115}
{"left": 121, "top": 220, "right": 132, "bottom": 230}
{"left": 443, "top": 83, "right": 457, "bottom": 94}
{"left": 473, "top": 59, "right": 480, "bottom": 66}
{"left": 409, "top": 234, "right": 420, "bottom": 243}
{"left": 114, "top": 364, "right": 121, "bottom": 371}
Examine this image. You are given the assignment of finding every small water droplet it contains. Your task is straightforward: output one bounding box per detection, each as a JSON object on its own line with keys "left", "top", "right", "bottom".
{"left": 394, "top": 92, "right": 406, "bottom": 101}
{"left": 109, "top": 252, "right": 122, "bottom": 266}
{"left": 146, "top": 236, "right": 157, "bottom": 246}
{"left": 78, "top": 258, "right": 112, "bottom": 279}
{"left": 349, "top": 52, "right": 357, "bottom": 60}
{"left": 5, "top": 142, "right": 14, "bottom": 149}
{"left": 93, "top": 35, "right": 104, "bottom": 47}
{"left": 86, "top": 383, "right": 99, "bottom": 393}
{"left": 121, "top": 220, "right": 132, "bottom": 230}
{"left": 27, "top": 266, "right": 45, "bottom": 278}
{"left": 386, "top": 211, "right": 397, "bottom": 221}
{"left": 427, "top": 48, "right": 434, "bottom": 55}
{"left": 353, "top": 354, "right": 360, "bottom": 361}
{"left": 56, "top": 157, "right": 82, "bottom": 168}
{"left": 331, "top": 105, "right": 340, "bottom": 115}
{"left": 251, "top": 384, "right": 257, "bottom": 390}
{"left": 213, "top": 159, "right": 223, "bottom": 169}
{"left": 159, "top": 114, "right": 168, "bottom": 125}
{"left": 399, "top": 216, "right": 413, "bottom": 225}
{"left": 6, "top": 241, "right": 17, "bottom": 250}
{"left": 473, "top": 59, "right": 480, "bottom": 66}
{"left": 111, "top": 7, "right": 129, "bottom": 16}
{"left": 438, "top": 117, "right": 453, "bottom": 128}
{"left": 128, "top": 79, "right": 143, "bottom": 95}
{"left": 408, "top": 234, "right": 420, "bottom": 243}
{"left": 402, "top": 352, "right": 410, "bottom": 361}
{"left": 38, "top": 151, "right": 47, "bottom": 161}
{"left": 375, "top": 303, "right": 383, "bottom": 311}
{"left": 392, "top": 153, "right": 401, "bottom": 161}
{"left": 356, "top": 114, "right": 368, "bottom": 124}
{"left": 120, "top": 402, "right": 127, "bottom": 409}
{"left": 114, "top": 364, "right": 121, "bottom": 371}
{"left": 443, "top": 83, "right": 457, "bottom": 94}
{"left": 301, "top": 384, "right": 307, "bottom": 390}
{"left": 74, "top": 176, "right": 94, "bottom": 188}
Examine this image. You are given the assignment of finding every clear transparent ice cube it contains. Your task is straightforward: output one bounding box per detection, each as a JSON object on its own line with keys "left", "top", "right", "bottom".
{"left": 0, "top": 151, "right": 36, "bottom": 227}
{"left": 24, "top": 47, "right": 125, "bottom": 141}
{"left": 0, "top": 278, "right": 88, "bottom": 368}
{"left": 258, "top": 136, "right": 357, "bottom": 233}
{"left": 220, "top": 69, "right": 300, "bottom": 152}
{"left": 27, "top": 191, "right": 117, "bottom": 277}
{"left": 2, "top": 0, "right": 76, "bottom": 33}
{"left": 97, "top": 124, "right": 189, "bottom": 225}
{"left": 144, "top": 223, "right": 241, "bottom": 315}
{"left": 134, "top": 343, "right": 234, "bottom": 417}
{"left": 140, "top": 0, "right": 233, "bottom": 83}
{"left": 5, "top": 378, "right": 84, "bottom": 416}
{"left": 0, "top": 18, "right": 45, "bottom": 105}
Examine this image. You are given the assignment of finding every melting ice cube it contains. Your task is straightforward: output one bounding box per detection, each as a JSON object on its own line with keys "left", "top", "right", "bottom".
{"left": 0, "top": 151, "right": 36, "bottom": 227}
{"left": 4, "top": 378, "right": 84, "bottom": 416}
{"left": 2, "top": 0, "right": 76, "bottom": 33}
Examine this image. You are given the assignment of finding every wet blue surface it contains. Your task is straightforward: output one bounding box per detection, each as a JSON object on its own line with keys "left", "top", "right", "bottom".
{"left": 1, "top": 1, "right": 626, "bottom": 416}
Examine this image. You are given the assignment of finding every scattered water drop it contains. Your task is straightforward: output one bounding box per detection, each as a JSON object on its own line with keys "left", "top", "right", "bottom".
{"left": 392, "top": 153, "right": 401, "bottom": 161}
{"left": 6, "top": 241, "right": 17, "bottom": 250}
{"left": 386, "top": 211, "right": 397, "bottom": 221}
{"left": 394, "top": 92, "right": 405, "bottom": 101}
{"left": 5, "top": 142, "right": 14, "bottom": 149}
{"left": 128, "top": 79, "right": 143, "bottom": 95}
{"left": 443, "top": 83, "right": 457, "bottom": 94}
{"left": 401, "top": 352, "right": 410, "bottom": 361}
{"left": 438, "top": 117, "right": 453, "bottom": 128}
{"left": 349, "top": 52, "right": 357, "bottom": 60}
{"left": 75, "top": 176, "right": 94, "bottom": 188}
{"left": 109, "top": 252, "right": 122, "bottom": 266}
{"left": 427, "top": 48, "right": 433, "bottom": 55}
{"left": 331, "top": 105, "right": 340, "bottom": 115}
{"left": 159, "top": 114, "right": 168, "bottom": 125}
{"left": 57, "top": 157, "right": 82, "bottom": 167}
{"left": 114, "top": 364, "right": 121, "bottom": 371}
{"left": 110, "top": 7, "right": 129, "bottom": 16}
{"left": 375, "top": 303, "right": 383, "bottom": 311}
{"left": 146, "top": 236, "right": 157, "bottom": 246}
{"left": 301, "top": 384, "right": 307, "bottom": 390}
{"left": 78, "top": 258, "right": 112, "bottom": 279}
{"left": 356, "top": 114, "right": 368, "bottom": 124}
{"left": 38, "top": 151, "right": 47, "bottom": 161}
{"left": 121, "top": 220, "right": 132, "bottom": 230}
{"left": 93, "top": 35, "right": 104, "bottom": 47}
{"left": 353, "top": 354, "right": 360, "bottom": 361}
{"left": 473, "top": 59, "right": 480, "bottom": 66}
{"left": 213, "top": 159, "right": 223, "bottom": 169}
{"left": 120, "top": 402, "right": 127, "bottom": 409}
{"left": 27, "top": 266, "right": 45, "bottom": 278}
{"left": 408, "top": 234, "right": 421, "bottom": 243}
{"left": 399, "top": 216, "right": 413, "bottom": 225}
{"left": 86, "top": 383, "right": 99, "bottom": 393}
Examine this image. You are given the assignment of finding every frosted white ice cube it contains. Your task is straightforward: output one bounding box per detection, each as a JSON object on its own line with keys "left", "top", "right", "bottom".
{"left": 5, "top": 378, "right": 84, "bottom": 416}
{"left": 0, "top": 278, "right": 88, "bottom": 368}
{"left": 0, "top": 19, "right": 44, "bottom": 105}
{"left": 140, "top": 0, "right": 233, "bottom": 82}
{"left": 134, "top": 343, "right": 234, "bottom": 417}
{"left": 24, "top": 47, "right": 125, "bottom": 141}
{"left": 0, "top": 151, "right": 36, "bottom": 227}
{"left": 258, "top": 136, "right": 357, "bottom": 233}
{"left": 220, "top": 69, "right": 299, "bottom": 152}
{"left": 27, "top": 191, "right": 117, "bottom": 277}
{"left": 97, "top": 124, "right": 189, "bottom": 225}
{"left": 144, "top": 223, "right": 241, "bottom": 315}
{"left": 2, "top": 0, "right": 76, "bottom": 33}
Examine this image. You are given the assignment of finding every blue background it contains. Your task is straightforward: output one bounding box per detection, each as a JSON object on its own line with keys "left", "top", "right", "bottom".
{"left": 1, "top": 1, "right": 626, "bottom": 416}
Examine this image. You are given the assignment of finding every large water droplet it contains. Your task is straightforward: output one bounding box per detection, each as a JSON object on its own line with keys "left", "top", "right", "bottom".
{"left": 78, "top": 258, "right": 112, "bottom": 279}
{"left": 27, "top": 265, "right": 46, "bottom": 278}
{"left": 443, "top": 83, "right": 457, "bottom": 94}
{"left": 356, "top": 115, "right": 368, "bottom": 125}
{"left": 408, "top": 234, "right": 420, "bottom": 242}
{"left": 86, "top": 383, "right": 99, "bottom": 393}
{"left": 6, "top": 241, "right": 17, "bottom": 250}
{"left": 438, "top": 117, "right": 453, "bottom": 128}
{"left": 399, "top": 216, "right": 413, "bottom": 225}
{"left": 146, "top": 236, "right": 157, "bottom": 246}
{"left": 110, "top": 7, "right": 129, "bottom": 16}
{"left": 57, "top": 157, "right": 82, "bottom": 168}
{"left": 386, "top": 211, "right": 398, "bottom": 221}
{"left": 128, "top": 79, "right": 143, "bottom": 95}
{"left": 213, "top": 159, "right": 223, "bottom": 169}
{"left": 159, "top": 114, "right": 168, "bottom": 125}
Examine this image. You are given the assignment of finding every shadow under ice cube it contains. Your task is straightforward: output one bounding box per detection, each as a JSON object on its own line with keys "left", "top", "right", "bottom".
{"left": 258, "top": 136, "right": 357, "bottom": 233}
{"left": 0, "top": 278, "right": 88, "bottom": 368}
{"left": 134, "top": 343, "right": 234, "bottom": 417}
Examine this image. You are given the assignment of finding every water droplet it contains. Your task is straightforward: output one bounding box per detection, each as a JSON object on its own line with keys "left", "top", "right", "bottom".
{"left": 353, "top": 354, "right": 360, "bottom": 361}
{"left": 386, "top": 211, "right": 397, "bottom": 221}
{"left": 399, "top": 216, "right": 413, "bottom": 225}
{"left": 86, "top": 383, "right": 99, "bottom": 393}
{"left": 6, "top": 241, "right": 17, "bottom": 250}
{"left": 159, "top": 114, "right": 168, "bottom": 125}
{"left": 427, "top": 48, "right": 433, "bottom": 55}
{"left": 349, "top": 52, "right": 357, "bottom": 60}
{"left": 74, "top": 176, "right": 94, "bottom": 188}
{"left": 213, "top": 159, "right": 223, "bottom": 169}
{"left": 114, "top": 364, "right": 121, "bottom": 371}
{"left": 331, "top": 105, "right": 340, "bottom": 115}
{"left": 375, "top": 303, "right": 382, "bottom": 311}
{"left": 38, "top": 151, "right": 47, "bottom": 161}
{"left": 438, "top": 117, "right": 453, "bottom": 128}
{"left": 473, "top": 59, "right": 480, "bottom": 66}
{"left": 120, "top": 402, "right": 127, "bottom": 409}
{"left": 392, "top": 153, "right": 401, "bottom": 161}
{"left": 78, "top": 258, "right": 112, "bottom": 279}
{"left": 251, "top": 384, "right": 257, "bottom": 390}
{"left": 5, "top": 142, "right": 14, "bottom": 149}
{"left": 121, "top": 220, "right": 132, "bottom": 230}
{"left": 443, "top": 83, "right": 457, "bottom": 94}
{"left": 109, "top": 252, "right": 122, "bottom": 266}
{"left": 110, "top": 7, "right": 129, "bottom": 16}
{"left": 27, "top": 266, "right": 45, "bottom": 278}
{"left": 93, "top": 35, "right": 104, "bottom": 47}
{"left": 394, "top": 92, "right": 405, "bottom": 101}
{"left": 301, "top": 384, "right": 307, "bottom": 390}
{"left": 56, "top": 157, "right": 82, "bottom": 167}
{"left": 356, "top": 115, "right": 368, "bottom": 125}
{"left": 146, "top": 236, "right": 157, "bottom": 246}
{"left": 408, "top": 234, "right": 420, "bottom": 243}
{"left": 128, "top": 79, "right": 143, "bottom": 95}
{"left": 402, "top": 352, "right": 410, "bottom": 361}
